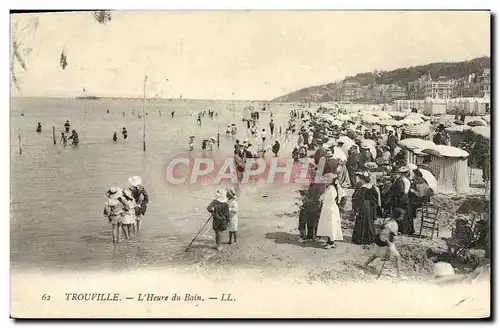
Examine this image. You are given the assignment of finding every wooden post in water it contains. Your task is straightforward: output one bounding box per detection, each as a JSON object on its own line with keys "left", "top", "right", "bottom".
{"left": 52, "top": 126, "right": 56, "bottom": 145}
{"left": 142, "top": 75, "right": 148, "bottom": 152}
{"left": 217, "top": 124, "right": 220, "bottom": 148}
{"left": 18, "top": 132, "right": 22, "bottom": 155}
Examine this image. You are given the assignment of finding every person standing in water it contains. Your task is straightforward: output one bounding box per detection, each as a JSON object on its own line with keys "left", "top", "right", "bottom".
{"left": 60, "top": 132, "right": 68, "bottom": 146}
{"left": 159, "top": 110, "right": 162, "bottom": 116}
{"left": 197, "top": 114, "right": 202, "bottom": 125}
{"left": 36, "top": 122, "right": 42, "bottom": 133}
{"left": 119, "top": 189, "right": 137, "bottom": 240}
{"left": 272, "top": 140, "right": 280, "bottom": 157}
{"left": 103, "top": 187, "right": 125, "bottom": 244}
{"left": 207, "top": 189, "right": 230, "bottom": 251}
{"left": 188, "top": 136, "right": 195, "bottom": 151}
{"left": 260, "top": 129, "right": 267, "bottom": 144}
{"left": 269, "top": 119, "right": 275, "bottom": 136}
{"left": 68, "top": 130, "right": 79, "bottom": 146}
{"left": 64, "top": 120, "right": 70, "bottom": 133}
{"left": 128, "top": 175, "right": 149, "bottom": 232}
{"left": 113, "top": 132, "right": 118, "bottom": 142}
{"left": 171, "top": 111, "right": 175, "bottom": 118}
{"left": 122, "top": 127, "right": 128, "bottom": 140}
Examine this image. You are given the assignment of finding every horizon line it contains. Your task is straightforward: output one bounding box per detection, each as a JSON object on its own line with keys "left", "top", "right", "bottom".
{"left": 10, "top": 95, "right": 284, "bottom": 103}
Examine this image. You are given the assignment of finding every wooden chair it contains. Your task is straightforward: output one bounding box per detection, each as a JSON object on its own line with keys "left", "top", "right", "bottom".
{"left": 417, "top": 203, "right": 440, "bottom": 239}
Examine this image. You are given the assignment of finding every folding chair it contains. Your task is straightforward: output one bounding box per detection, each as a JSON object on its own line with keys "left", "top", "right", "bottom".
{"left": 418, "top": 203, "right": 440, "bottom": 239}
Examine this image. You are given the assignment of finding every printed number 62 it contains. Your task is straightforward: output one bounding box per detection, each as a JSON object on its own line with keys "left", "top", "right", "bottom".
{"left": 41, "top": 294, "right": 51, "bottom": 301}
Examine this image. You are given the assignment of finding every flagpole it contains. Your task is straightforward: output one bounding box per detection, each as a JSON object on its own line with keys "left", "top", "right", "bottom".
{"left": 143, "top": 75, "right": 147, "bottom": 152}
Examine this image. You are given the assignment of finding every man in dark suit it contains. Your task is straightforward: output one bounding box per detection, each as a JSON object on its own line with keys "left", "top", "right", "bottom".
{"left": 387, "top": 130, "right": 398, "bottom": 156}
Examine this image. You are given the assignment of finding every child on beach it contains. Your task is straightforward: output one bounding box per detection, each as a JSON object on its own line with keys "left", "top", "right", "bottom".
{"left": 60, "top": 132, "right": 67, "bottom": 146}
{"left": 207, "top": 189, "right": 230, "bottom": 251}
{"left": 363, "top": 208, "right": 403, "bottom": 278}
{"left": 188, "top": 136, "right": 195, "bottom": 151}
{"left": 103, "top": 186, "right": 126, "bottom": 244}
{"left": 119, "top": 189, "right": 137, "bottom": 240}
{"left": 226, "top": 189, "right": 239, "bottom": 244}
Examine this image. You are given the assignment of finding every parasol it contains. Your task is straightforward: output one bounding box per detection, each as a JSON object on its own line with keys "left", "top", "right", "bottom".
{"left": 373, "top": 111, "right": 392, "bottom": 120}
{"left": 361, "top": 138, "right": 376, "bottom": 146}
{"left": 337, "top": 136, "right": 353, "bottom": 144}
{"left": 332, "top": 147, "right": 347, "bottom": 161}
{"left": 470, "top": 126, "right": 490, "bottom": 140}
{"left": 336, "top": 113, "right": 351, "bottom": 121}
{"left": 387, "top": 111, "right": 408, "bottom": 119}
{"left": 361, "top": 115, "right": 380, "bottom": 124}
{"left": 419, "top": 169, "right": 438, "bottom": 193}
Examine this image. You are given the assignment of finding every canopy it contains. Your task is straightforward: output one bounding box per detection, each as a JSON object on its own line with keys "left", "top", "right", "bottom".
{"left": 401, "top": 116, "right": 424, "bottom": 126}
{"left": 360, "top": 115, "right": 379, "bottom": 124}
{"left": 445, "top": 125, "right": 472, "bottom": 133}
{"left": 471, "top": 126, "right": 491, "bottom": 140}
{"left": 467, "top": 119, "right": 487, "bottom": 127}
{"left": 423, "top": 145, "right": 469, "bottom": 158}
{"left": 372, "top": 111, "right": 392, "bottom": 120}
{"left": 387, "top": 111, "right": 408, "bottom": 119}
{"left": 404, "top": 121, "right": 431, "bottom": 137}
{"left": 398, "top": 138, "right": 436, "bottom": 151}
{"left": 379, "top": 119, "right": 404, "bottom": 127}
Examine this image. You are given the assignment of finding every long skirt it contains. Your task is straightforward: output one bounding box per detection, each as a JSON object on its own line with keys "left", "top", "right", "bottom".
{"left": 352, "top": 200, "right": 376, "bottom": 245}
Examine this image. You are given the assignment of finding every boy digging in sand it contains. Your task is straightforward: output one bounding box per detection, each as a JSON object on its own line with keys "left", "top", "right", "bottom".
{"left": 363, "top": 208, "right": 404, "bottom": 278}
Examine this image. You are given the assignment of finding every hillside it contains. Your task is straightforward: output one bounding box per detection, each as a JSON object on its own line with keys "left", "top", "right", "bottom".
{"left": 272, "top": 56, "right": 490, "bottom": 102}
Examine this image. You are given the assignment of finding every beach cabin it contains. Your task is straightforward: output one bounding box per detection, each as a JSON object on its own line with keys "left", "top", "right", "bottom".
{"left": 444, "top": 125, "right": 472, "bottom": 147}
{"left": 423, "top": 146, "right": 470, "bottom": 194}
{"left": 423, "top": 96, "right": 447, "bottom": 116}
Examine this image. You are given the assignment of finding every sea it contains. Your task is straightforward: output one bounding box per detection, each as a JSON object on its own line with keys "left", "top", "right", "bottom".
{"left": 10, "top": 97, "right": 296, "bottom": 272}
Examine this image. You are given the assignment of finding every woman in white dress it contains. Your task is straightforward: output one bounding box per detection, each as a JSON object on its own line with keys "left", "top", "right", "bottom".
{"left": 317, "top": 173, "right": 344, "bottom": 249}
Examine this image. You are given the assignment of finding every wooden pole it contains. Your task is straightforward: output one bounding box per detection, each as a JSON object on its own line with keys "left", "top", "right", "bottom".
{"left": 52, "top": 126, "right": 56, "bottom": 145}
{"left": 18, "top": 132, "right": 22, "bottom": 155}
{"left": 142, "top": 75, "right": 147, "bottom": 152}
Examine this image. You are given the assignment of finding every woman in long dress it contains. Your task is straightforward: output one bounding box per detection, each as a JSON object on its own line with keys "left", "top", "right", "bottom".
{"left": 317, "top": 174, "right": 344, "bottom": 249}
{"left": 351, "top": 172, "right": 378, "bottom": 245}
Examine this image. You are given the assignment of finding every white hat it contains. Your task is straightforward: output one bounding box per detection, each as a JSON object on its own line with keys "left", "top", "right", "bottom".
{"left": 128, "top": 175, "right": 142, "bottom": 186}
{"left": 107, "top": 186, "right": 123, "bottom": 199}
{"left": 398, "top": 166, "right": 410, "bottom": 173}
{"left": 214, "top": 189, "right": 227, "bottom": 203}
{"left": 322, "top": 143, "right": 330, "bottom": 150}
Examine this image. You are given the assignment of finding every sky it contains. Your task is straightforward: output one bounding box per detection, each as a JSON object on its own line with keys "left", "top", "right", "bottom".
{"left": 10, "top": 11, "right": 490, "bottom": 100}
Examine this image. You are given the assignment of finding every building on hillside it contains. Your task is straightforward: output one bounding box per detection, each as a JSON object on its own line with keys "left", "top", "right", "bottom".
{"left": 424, "top": 76, "right": 454, "bottom": 99}
{"left": 481, "top": 68, "right": 490, "bottom": 96}
{"left": 407, "top": 76, "right": 429, "bottom": 99}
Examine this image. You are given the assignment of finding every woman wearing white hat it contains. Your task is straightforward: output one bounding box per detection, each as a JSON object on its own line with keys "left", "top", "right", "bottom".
{"left": 207, "top": 189, "right": 230, "bottom": 251}
{"left": 128, "top": 175, "right": 149, "bottom": 232}
{"left": 103, "top": 186, "right": 126, "bottom": 244}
